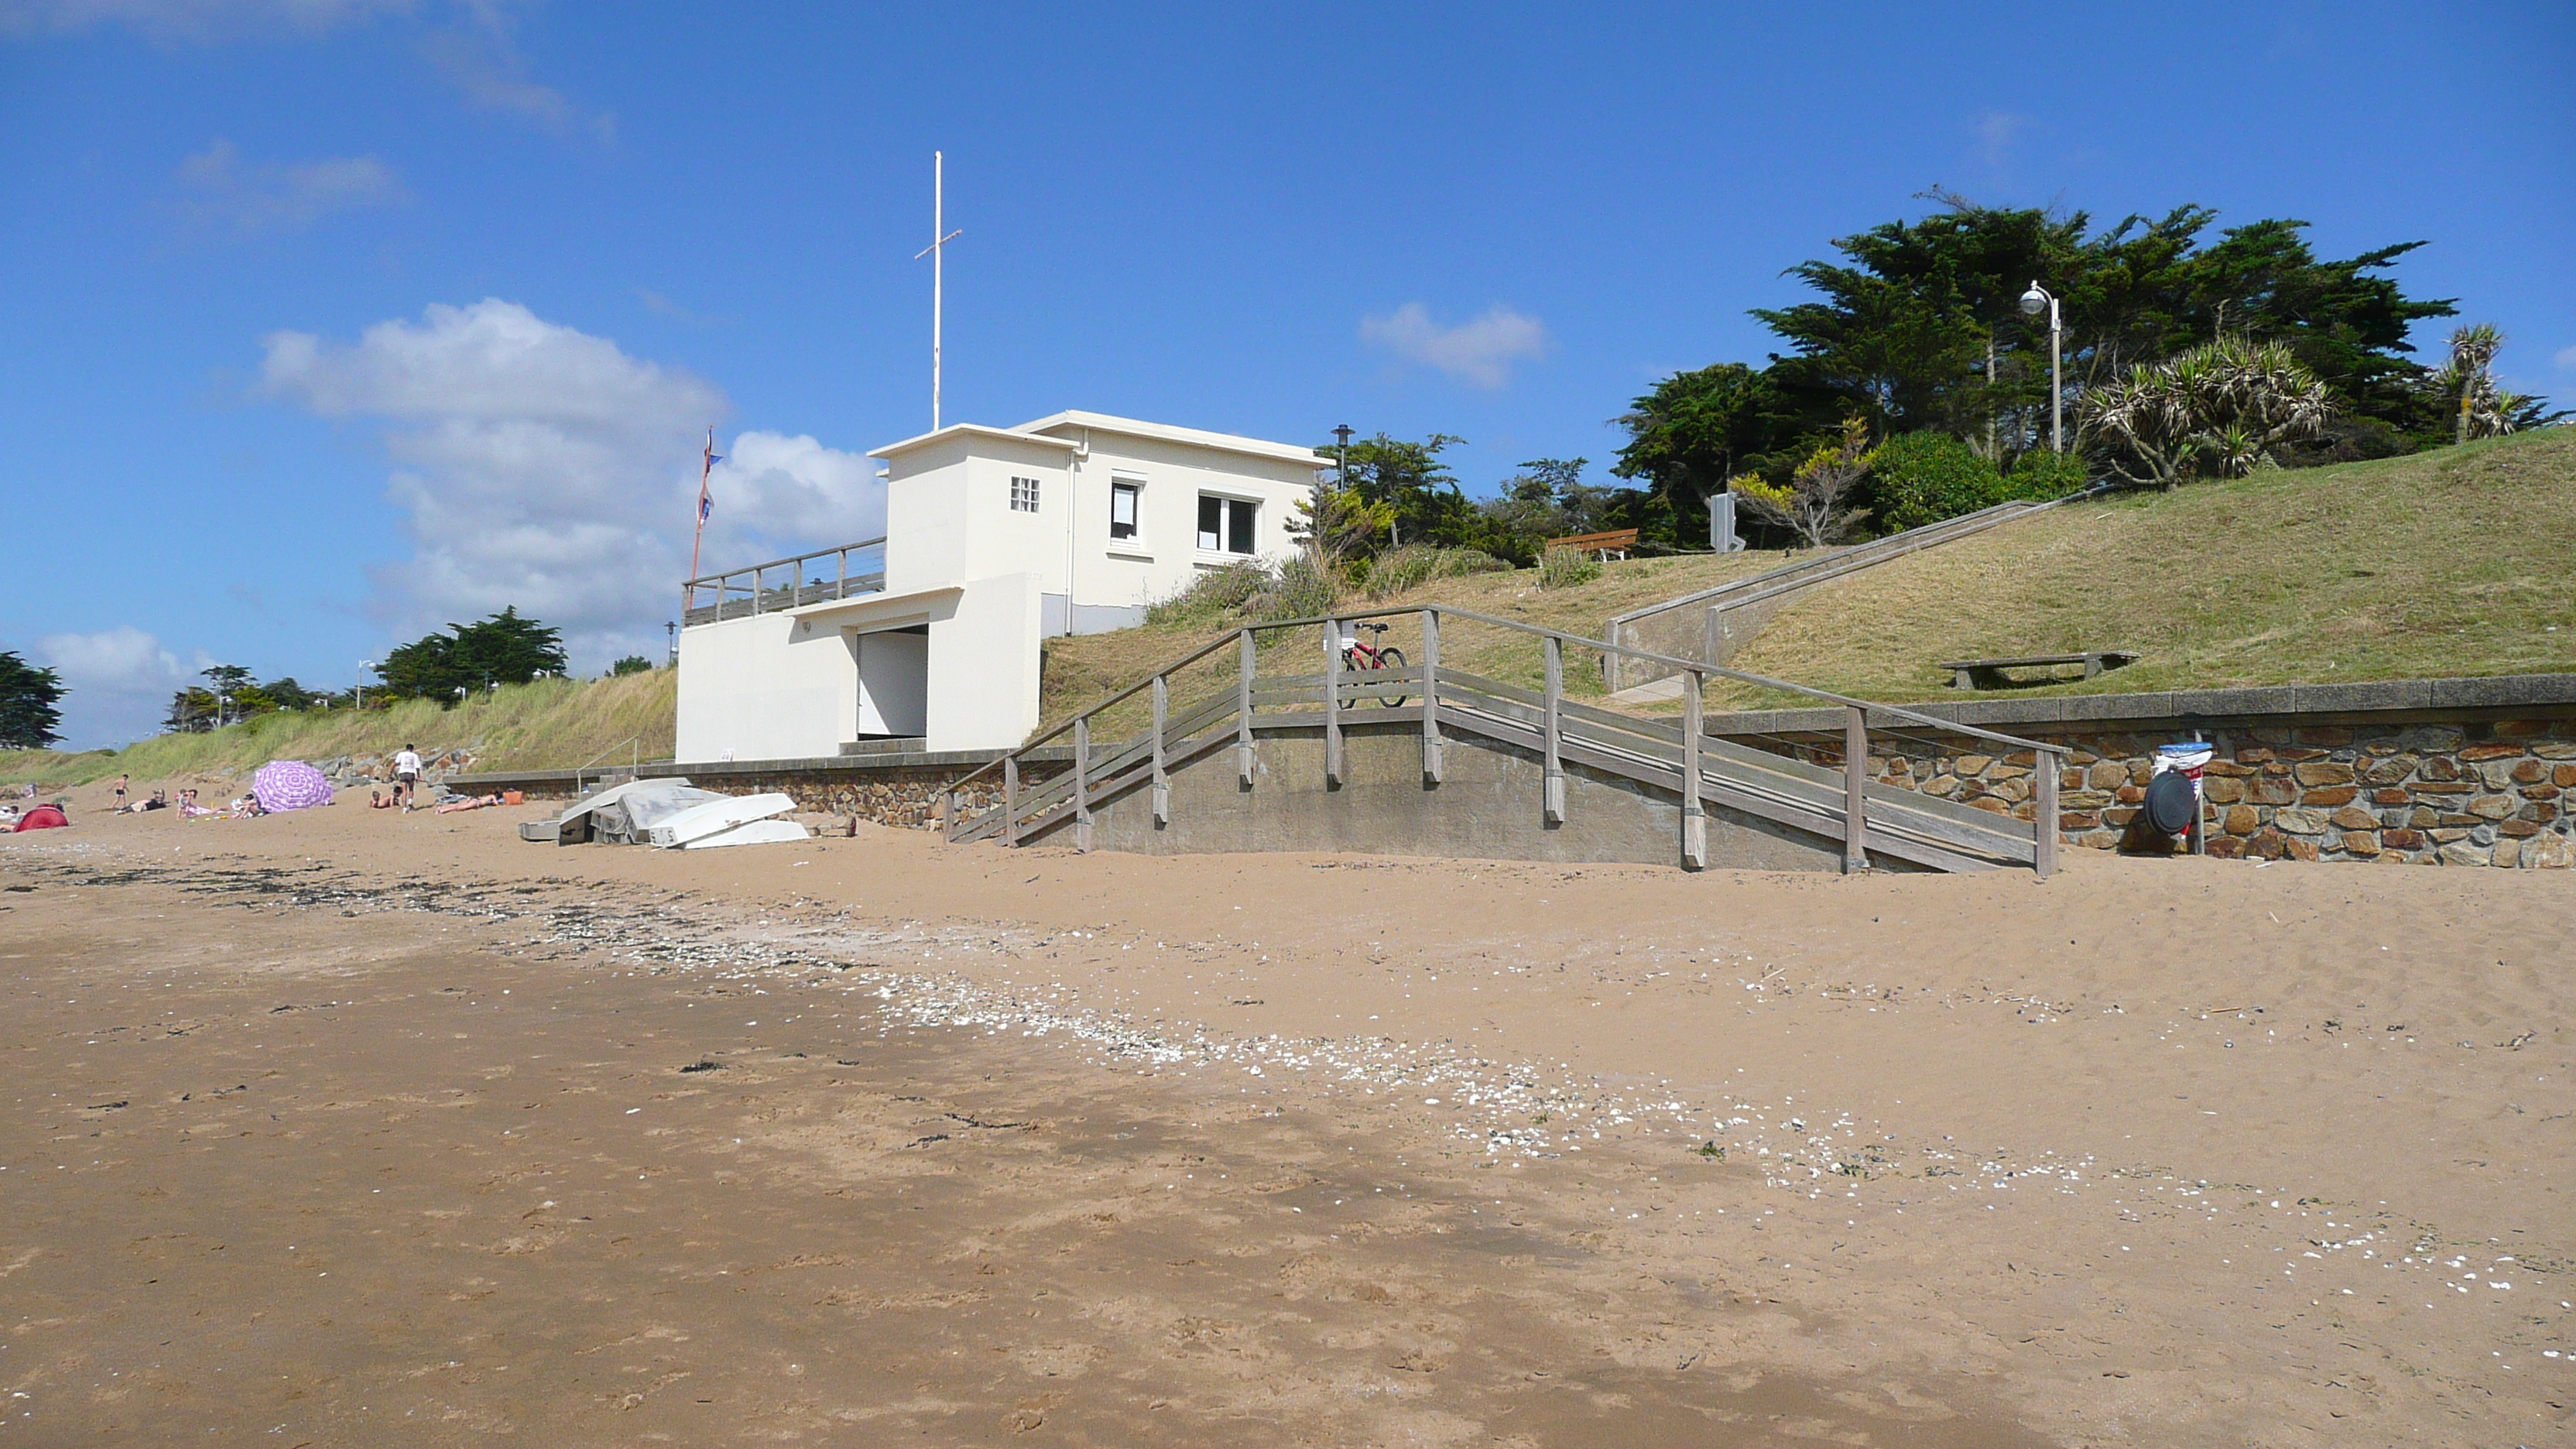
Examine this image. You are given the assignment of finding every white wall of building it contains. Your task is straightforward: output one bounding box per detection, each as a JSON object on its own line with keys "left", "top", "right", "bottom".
{"left": 675, "top": 609, "right": 857, "bottom": 763}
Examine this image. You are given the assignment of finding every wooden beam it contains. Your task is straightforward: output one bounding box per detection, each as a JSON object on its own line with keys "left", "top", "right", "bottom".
{"left": 1236, "top": 630, "right": 1256, "bottom": 787}
{"left": 2035, "top": 746, "right": 2060, "bottom": 879}
{"left": 1843, "top": 705, "right": 1868, "bottom": 873}
{"left": 1002, "top": 754, "right": 1020, "bottom": 848}
{"left": 1073, "top": 717, "right": 1093, "bottom": 852}
{"left": 1543, "top": 634, "right": 1565, "bottom": 824}
{"left": 1420, "top": 609, "right": 1444, "bottom": 784}
{"left": 1324, "top": 618, "right": 1344, "bottom": 788}
{"left": 1681, "top": 670, "right": 1706, "bottom": 870}
{"left": 1150, "top": 673, "right": 1170, "bottom": 826}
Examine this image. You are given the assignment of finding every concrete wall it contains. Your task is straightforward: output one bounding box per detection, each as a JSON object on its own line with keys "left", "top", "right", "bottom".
{"left": 1025, "top": 719, "right": 1869, "bottom": 872}
{"left": 675, "top": 609, "right": 858, "bottom": 763}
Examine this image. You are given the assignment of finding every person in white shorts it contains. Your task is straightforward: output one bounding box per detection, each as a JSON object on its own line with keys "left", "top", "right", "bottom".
{"left": 393, "top": 745, "right": 424, "bottom": 811}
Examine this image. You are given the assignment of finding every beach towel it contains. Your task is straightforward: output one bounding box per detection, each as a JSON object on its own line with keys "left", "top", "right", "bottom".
{"left": 252, "top": 760, "right": 334, "bottom": 813}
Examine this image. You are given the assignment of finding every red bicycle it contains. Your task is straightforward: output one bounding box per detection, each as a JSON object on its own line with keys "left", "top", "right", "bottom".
{"left": 1338, "top": 622, "right": 1410, "bottom": 707}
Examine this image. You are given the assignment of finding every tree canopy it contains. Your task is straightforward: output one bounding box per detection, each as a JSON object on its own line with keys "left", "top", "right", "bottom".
{"left": 0, "top": 650, "right": 66, "bottom": 749}
{"left": 379, "top": 608, "right": 568, "bottom": 704}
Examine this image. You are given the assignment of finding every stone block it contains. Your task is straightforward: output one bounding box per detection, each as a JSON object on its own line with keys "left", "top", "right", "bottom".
{"left": 2329, "top": 804, "right": 2379, "bottom": 830}
{"left": 2509, "top": 757, "right": 2552, "bottom": 784}
{"left": 2251, "top": 827, "right": 2287, "bottom": 860}
{"left": 2372, "top": 789, "right": 2410, "bottom": 805}
{"left": 2402, "top": 725, "right": 2468, "bottom": 752}
{"left": 2293, "top": 762, "right": 2355, "bottom": 786}
{"left": 2406, "top": 806, "right": 2439, "bottom": 828}
{"left": 2236, "top": 746, "right": 2276, "bottom": 764}
{"left": 2412, "top": 780, "right": 2472, "bottom": 795}
{"left": 1987, "top": 764, "right": 2033, "bottom": 782}
{"left": 2274, "top": 807, "right": 2330, "bottom": 835}
{"left": 2302, "top": 786, "right": 2358, "bottom": 807}
{"left": 2533, "top": 742, "right": 2576, "bottom": 761}
{"left": 2499, "top": 820, "right": 2541, "bottom": 838}
{"left": 2526, "top": 835, "right": 2574, "bottom": 868}
{"left": 2362, "top": 755, "right": 2420, "bottom": 786}
{"left": 2273, "top": 747, "right": 2329, "bottom": 763}
{"left": 2420, "top": 755, "right": 2460, "bottom": 781}
{"left": 2460, "top": 742, "right": 2526, "bottom": 762}
{"left": 2201, "top": 759, "right": 2255, "bottom": 778}
{"left": 2341, "top": 830, "right": 2381, "bottom": 856}
{"left": 2496, "top": 718, "right": 2554, "bottom": 737}
{"left": 2523, "top": 801, "right": 2561, "bottom": 824}
{"left": 2078, "top": 829, "right": 2123, "bottom": 851}
{"left": 2557, "top": 764, "right": 2576, "bottom": 787}
{"left": 2475, "top": 759, "right": 2522, "bottom": 789}
{"left": 2201, "top": 776, "right": 2245, "bottom": 803}
{"left": 2224, "top": 804, "right": 2260, "bottom": 835}
{"left": 1923, "top": 776, "right": 1961, "bottom": 797}
{"left": 2468, "top": 793, "right": 2519, "bottom": 820}
{"left": 1954, "top": 754, "right": 1993, "bottom": 776}
{"left": 2437, "top": 813, "right": 2480, "bottom": 828}
{"left": 2116, "top": 784, "right": 2146, "bottom": 804}
{"left": 1968, "top": 798, "right": 2012, "bottom": 815}
{"left": 2262, "top": 762, "right": 2292, "bottom": 776}
{"left": 2437, "top": 841, "right": 2492, "bottom": 867}
{"left": 2430, "top": 674, "right": 2576, "bottom": 709}
{"left": 2105, "top": 807, "right": 2137, "bottom": 827}
{"left": 2060, "top": 790, "right": 2113, "bottom": 809}
{"left": 2247, "top": 779, "right": 2298, "bottom": 806}
{"left": 2280, "top": 838, "right": 2315, "bottom": 862}
{"left": 2205, "top": 835, "right": 2245, "bottom": 859}
{"left": 1991, "top": 777, "right": 2033, "bottom": 803}
{"left": 2300, "top": 726, "right": 2355, "bottom": 748}
{"left": 2525, "top": 784, "right": 2563, "bottom": 802}
{"left": 2381, "top": 828, "right": 2426, "bottom": 850}
{"left": 2492, "top": 838, "right": 2522, "bottom": 868}
{"left": 2430, "top": 827, "right": 2471, "bottom": 844}
{"left": 2060, "top": 810, "right": 2102, "bottom": 829}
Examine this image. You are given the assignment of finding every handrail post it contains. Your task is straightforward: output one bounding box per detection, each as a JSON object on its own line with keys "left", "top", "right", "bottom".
{"left": 2035, "top": 746, "right": 2060, "bottom": 879}
{"left": 1002, "top": 754, "right": 1020, "bottom": 848}
{"left": 837, "top": 546, "right": 848, "bottom": 600}
{"left": 1073, "top": 717, "right": 1093, "bottom": 851}
{"left": 942, "top": 786, "right": 957, "bottom": 843}
{"left": 1420, "top": 608, "right": 1443, "bottom": 785}
{"left": 1150, "top": 673, "right": 1170, "bottom": 826}
{"left": 1236, "top": 630, "right": 1256, "bottom": 787}
{"left": 1843, "top": 705, "right": 1869, "bottom": 873}
{"left": 1543, "top": 635, "right": 1565, "bottom": 824}
{"left": 1324, "top": 618, "right": 1344, "bottom": 789}
{"left": 752, "top": 564, "right": 764, "bottom": 616}
{"left": 1680, "top": 669, "right": 1706, "bottom": 870}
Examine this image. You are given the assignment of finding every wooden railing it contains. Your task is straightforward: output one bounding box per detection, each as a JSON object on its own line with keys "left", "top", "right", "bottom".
{"left": 680, "top": 536, "right": 888, "bottom": 627}
{"left": 942, "top": 605, "right": 2067, "bottom": 876}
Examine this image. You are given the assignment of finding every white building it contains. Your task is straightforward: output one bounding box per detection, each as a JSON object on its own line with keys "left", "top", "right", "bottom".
{"left": 675, "top": 410, "right": 1327, "bottom": 761}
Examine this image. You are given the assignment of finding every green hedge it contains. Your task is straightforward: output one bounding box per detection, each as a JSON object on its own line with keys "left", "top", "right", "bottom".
{"left": 1868, "top": 433, "right": 2008, "bottom": 533}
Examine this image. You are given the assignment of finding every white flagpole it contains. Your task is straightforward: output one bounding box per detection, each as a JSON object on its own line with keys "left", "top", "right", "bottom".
{"left": 914, "top": 151, "right": 962, "bottom": 431}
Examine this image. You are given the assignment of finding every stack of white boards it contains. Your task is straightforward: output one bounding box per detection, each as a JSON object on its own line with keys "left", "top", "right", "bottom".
{"left": 518, "top": 779, "right": 808, "bottom": 850}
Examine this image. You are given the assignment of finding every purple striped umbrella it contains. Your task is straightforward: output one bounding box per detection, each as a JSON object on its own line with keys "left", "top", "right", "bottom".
{"left": 252, "top": 759, "right": 335, "bottom": 813}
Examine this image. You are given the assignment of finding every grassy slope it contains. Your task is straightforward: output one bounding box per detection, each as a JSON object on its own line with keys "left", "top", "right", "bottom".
{"left": 1035, "top": 548, "right": 1793, "bottom": 742}
{"left": 0, "top": 667, "right": 678, "bottom": 789}
{"left": 1705, "top": 430, "right": 2576, "bottom": 711}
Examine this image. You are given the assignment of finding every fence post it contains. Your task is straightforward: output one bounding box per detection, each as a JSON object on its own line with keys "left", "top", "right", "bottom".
{"left": 941, "top": 786, "right": 956, "bottom": 844}
{"left": 1420, "top": 608, "right": 1444, "bottom": 784}
{"left": 1324, "top": 618, "right": 1344, "bottom": 789}
{"left": 1543, "top": 635, "right": 1565, "bottom": 824}
{"left": 752, "top": 565, "right": 765, "bottom": 616}
{"left": 1843, "top": 705, "right": 1869, "bottom": 873}
{"left": 1603, "top": 619, "right": 1622, "bottom": 693}
{"left": 1236, "top": 630, "right": 1256, "bottom": 787}
{"left": 2035, "top": 747, "right": 2060, "bottom": 879}
{"left": 1073, "top": 716, "right": 1093, "bottom": 852}
{"left": 1680, "top": 670, "right": 1706, "bottom": 870}
{"left": 1150, "top": 673, "right": 1170, "bottom": 826}
{"left": 1002, "top": 754, "right": 1020, "bottom": 848}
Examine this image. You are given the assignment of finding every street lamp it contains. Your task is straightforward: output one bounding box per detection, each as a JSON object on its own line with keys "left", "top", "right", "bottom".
{"left": 356, "top": 660, "right": 377, "bottom": 711}
{"left": 665, "top": 620, "right": 678, "bottom": 666}
{"left": 2018, "top": 281, "right": 2063, "bottom": 454}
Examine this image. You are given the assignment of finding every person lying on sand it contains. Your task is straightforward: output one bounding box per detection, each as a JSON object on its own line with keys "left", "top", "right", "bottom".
{"left": 369, "top": 790, "right": 396, "bottom": 810}
{"left": 432, "top": 793, "right": 506, "bottom": 814}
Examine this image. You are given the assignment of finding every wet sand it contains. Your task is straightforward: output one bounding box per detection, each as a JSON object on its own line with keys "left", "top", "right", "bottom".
{"left": 1, "top": 790, "right": 2568, "bottom": 1445}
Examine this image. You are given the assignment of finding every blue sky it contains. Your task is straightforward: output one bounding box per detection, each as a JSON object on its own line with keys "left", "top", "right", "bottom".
{"left": 3, "top": 1, "right": 2570, "bottom": 747}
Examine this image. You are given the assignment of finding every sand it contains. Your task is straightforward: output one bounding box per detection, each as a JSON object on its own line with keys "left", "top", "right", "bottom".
{"left": 1, "top": 781, "right": 2568, "bottom": 1445}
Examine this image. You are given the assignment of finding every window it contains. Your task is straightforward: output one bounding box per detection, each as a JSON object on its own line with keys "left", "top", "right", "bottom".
{"left": 1109, "top": 480, "right": 1140, "bottom": 540}
{"left": 1009, "top": 475, "right": 1040, "bottom": 512}
{"left": 1197, "top": 495, "right": 1257, "bottom": 554}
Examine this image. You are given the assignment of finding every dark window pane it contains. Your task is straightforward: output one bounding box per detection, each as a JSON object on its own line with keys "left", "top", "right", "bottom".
{"left": 1228, "top": 498, "right": 1255, "bottom": 554}
{"left": 1197, "top": 495, "right": 1222, "bottom": 550}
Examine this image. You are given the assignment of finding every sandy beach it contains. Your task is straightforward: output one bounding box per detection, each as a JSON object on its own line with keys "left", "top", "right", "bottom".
{"left": 1, "top": 784, "right": 2567, "bottom": 1446}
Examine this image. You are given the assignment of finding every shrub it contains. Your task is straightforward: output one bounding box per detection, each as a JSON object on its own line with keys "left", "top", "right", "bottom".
{"left": 1537, "top": 545, "right": 1603, "bottom": 590}
{"left": 1360, "top": 545, "right": 1512, "bottom": 600}
{"left": 2001, "top": 448, "right": 2090, "bottom": 502}
{"left": 1145, "top": 560, "right": 1272, "bottom": 626}
{"left": 1865, "top": 432, "right": 2006, "bottom": 534}
{"left": 1248, "top": 550, "right": 1343, "bottom": 622}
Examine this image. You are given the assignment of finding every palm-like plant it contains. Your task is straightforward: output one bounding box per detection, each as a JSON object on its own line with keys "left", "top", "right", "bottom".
{"left": 2427, "top": 324, "right": 2527, "bottom": 443}
{"left": 2085, "top": 337, "right": 2333, "bottom": 488}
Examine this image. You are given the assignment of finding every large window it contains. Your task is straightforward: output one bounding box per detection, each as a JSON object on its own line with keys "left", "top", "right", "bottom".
{"left": 1009, "top": 475, "right": 1040, "bottom": 512}
{"left": 1197, "top": 495, "right": 1256, "bottom": 555}
{"left": 1109, "top": 480, "right": 1140, "bottom": 540}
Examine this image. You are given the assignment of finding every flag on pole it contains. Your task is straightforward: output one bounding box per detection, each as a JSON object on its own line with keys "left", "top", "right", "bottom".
{"left": 688, "top": 425, "right": 721, "bottom": 581}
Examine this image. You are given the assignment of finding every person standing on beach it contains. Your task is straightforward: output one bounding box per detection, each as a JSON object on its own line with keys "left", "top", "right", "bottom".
{"left": 113, "top": 774, "right": 128, "bottom": 810}
{"left": 393, "top": 745, "right": 423, "bottom": 811}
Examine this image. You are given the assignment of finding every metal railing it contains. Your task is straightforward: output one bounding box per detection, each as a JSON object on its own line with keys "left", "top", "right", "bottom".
{"left": 680, "top": 536, "right": 888, "bottom": 627}
{"left": 941, "top": 604, "right": 2067, "bottom": 876}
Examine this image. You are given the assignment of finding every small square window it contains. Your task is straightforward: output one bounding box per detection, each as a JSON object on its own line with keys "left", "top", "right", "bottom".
{"left": 1009, "top": 476, "right": 1040, "bottom": 512}
{"left": 1109, "top": 481, "right": 1140, "bottom": 540}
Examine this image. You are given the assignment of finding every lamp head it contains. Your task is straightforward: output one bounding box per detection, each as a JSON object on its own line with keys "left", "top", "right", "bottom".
{"left": 2019, "top": 284, "right": 2049, "bottom": 317}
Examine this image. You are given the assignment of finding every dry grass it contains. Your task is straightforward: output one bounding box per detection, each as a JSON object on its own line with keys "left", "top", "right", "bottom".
{"left": 0, "top": 667, "right": 678, "bottom": 790}
{"left": 1036, "top": 548, "right": 1792, "bottom": 741}
{"left": 1705, "top": 430, "right": 2576, "bottom": 711}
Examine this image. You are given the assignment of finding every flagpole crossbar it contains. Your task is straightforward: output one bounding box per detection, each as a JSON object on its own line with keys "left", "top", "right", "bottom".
{"left": 916, "top": 151, "right": 961, "bottom": 431}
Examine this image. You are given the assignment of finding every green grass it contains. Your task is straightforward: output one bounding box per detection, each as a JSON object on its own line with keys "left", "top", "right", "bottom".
{"left": 0, "top": 666, "right": 678, "bottom": 790}
{"left": 1704, "top": 430, "right": 2576, "bottom": 711}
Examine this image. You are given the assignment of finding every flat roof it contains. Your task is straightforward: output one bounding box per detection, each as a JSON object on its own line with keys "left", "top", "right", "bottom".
{"left": 870, "top": 411, "right": 1327, "bottom": 469}
{"left": 868, "top": 422, "right": 1081, "bottom": 461}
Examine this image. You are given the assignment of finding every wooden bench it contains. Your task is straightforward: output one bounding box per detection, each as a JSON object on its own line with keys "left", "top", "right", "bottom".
{"left": 1545, "top": 528, "right": 1639, "bottom": 561}
{"left": 1941, "top": 650, "right": 2139, "bottom": 690}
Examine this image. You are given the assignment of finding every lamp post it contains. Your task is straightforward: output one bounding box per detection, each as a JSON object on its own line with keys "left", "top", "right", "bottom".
{"left": 2019, "top": 281, "right": 2063, "bottom": 454}
{"left": 356, "top": 660, "right": 376, "bottom": 711}
{"left": 665, "top": 621, "right": 677, "bottom": 666}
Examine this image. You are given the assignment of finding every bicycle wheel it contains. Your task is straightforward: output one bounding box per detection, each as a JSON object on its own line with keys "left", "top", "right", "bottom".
{"left": 1372, "top": 646, "right": 1409, "bottom": 707}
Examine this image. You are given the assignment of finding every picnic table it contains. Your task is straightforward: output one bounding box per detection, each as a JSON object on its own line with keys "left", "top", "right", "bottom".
{"left": 1545, "top": 528, "right": 1639, "bottom": 560}
{"left": 1941, "top": 650, "right": 2139, "bottom": 690}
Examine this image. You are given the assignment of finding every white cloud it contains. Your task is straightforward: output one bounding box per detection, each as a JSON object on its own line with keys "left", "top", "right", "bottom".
{"left": 35, "top": 625, "right": 195, "bottom": 750}
{"left": 419, "top": 2, "right": 611, "bottom": 141}
{"left": 1360, "top": 303, "right": 1550, "bottom": 389}
{"left": 1975, "top": 110, "right": 2028, "bottom": 169}
{"left": 176, "top": 139, "right": 405, "bottom": 236}
{"left": 0, "top": 0, "right": 411, "bottom": 41}
{"left": 259, "top": 299, "right": 879, "bottom": 669}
